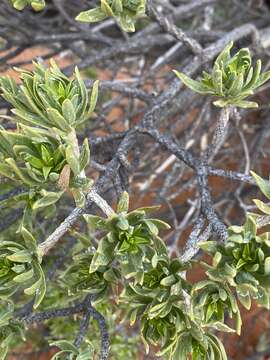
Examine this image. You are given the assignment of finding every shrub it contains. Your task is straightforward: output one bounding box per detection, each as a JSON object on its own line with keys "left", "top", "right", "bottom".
{"left": 1, "top": 1, "right": 270, "bottom": 359}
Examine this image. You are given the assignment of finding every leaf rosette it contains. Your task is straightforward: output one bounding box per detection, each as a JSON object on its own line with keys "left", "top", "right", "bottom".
{"left": 84, "top": 192, "right": 171, "bottom": 277}
{"left": 0, "top": 62, "right": 95, "bottom": 210}
{"left": 174, "top": 41, "right": 270, "bottom": 108}
{"left": 0, "top": 61, "right": 98, "bottom": 133}
{"left": 200, "top": 216, "right": 270, "bottom": 311}
{"left": 192, "top": 280, "right": 242, "bottom": 335}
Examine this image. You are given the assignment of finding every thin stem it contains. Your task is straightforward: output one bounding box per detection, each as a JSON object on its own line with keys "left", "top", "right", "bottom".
{"left": 70, "top": 128, "right": 115, "bottom": 216}
{"left": 204, "top": 106, "right": 232, "bottom": 162}
{"left": 87, "top": 189, "right": 115, "bottom": 217}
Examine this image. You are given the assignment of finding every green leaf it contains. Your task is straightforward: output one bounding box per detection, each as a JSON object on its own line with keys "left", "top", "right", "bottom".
{"left": 76, "top": 7, "right": 108, "bottom": 22}
{"left": 215, "top": 41, "right": 233, "bottom": 67}
{"left": 208, "top": 322, "right": 235, "bottom": 333}
{"left": 236, "top": 285, "right": 252, "bottom": 310}
{"left": 62, "top": 99, "right": 76, "bottom": 124}
{"left": 212, "top": 66, "right": 223, "bottom": 95}
{"left": 101, "top": 0, "right": 114, "bottom": 16}
{"left": 7, "top": 250, "right": 32, "bottom": 263}
{"left": 253, "top": 199, "right": 270, "bottom": 215}
{"left": 256, "top": 286, "right": 270, "bottom": 309}
{"left": 117, "top": 191, "right": 129, "bottom": 213}
{"left": 89, "top": 80, "right": 99, "bottom": 114}
{"left": 265, "top": 257, "right": 270, "bottom": 275}
{"left": 251, "top": 171, "right": 270, "bottom": 199}
{"left": 5, "top": 158, "right": 38, "bottom": 186}
{"left": 31, "top": 1, "right": 45, "bottom": 11}
{"left": 173, "top": 70, "right": 211, "bottom": 94}
{"left": 228, "top": 73, "right": 244, "bottom": 96}
{"left": 77, "top": 347, "right": 93, "bottom": 360}
{"left": 207, "top": 333, "right": 228, "bottom": 360}
{"left": 66, "top": 145, "right": 80, "bottom": 176}
{"left": 0, "top": 302, "right": 14, "bottom": 327}
{"left": 120, "top": 251, "right": 143, "bottom": 279}
{"left": 32, "top": 190, "right": 64, "bottom": 210}
{"left": 232, "top": 100, "right": 258, "bottom": 108}
{"left": 24, "top": 263, "right": 46, "bottom": 308}
{"left": 213, "top": 99, "right": 230, "bottom": 107}
{"left": 116, "top": 216, "right": 129, "bottom": 231}
{"left": 199, "top": 241, "right": 217, "bottom": 254}
{"left": 47, "top": 108, "right": 71, "bottom": 132}
{"left": 119, "top": 13, "right": 135, "bottom": 32}
{"left": 160, "top": 275, "right": 177, "bottom": 287}
{"left": 146, "top": 219, "right": 171, "bottom": 230}
{"left": 213, "top": 252, "right": 222, "bottom": 267}
{"left": 83, "top": 214, "right": 108, "bottom": 229}
{"left": 33, "top": 263, "right": 46, "bottom": 308}
{"left": 21, "top": 227, "right": 37, "bottom": 252}
{"left": 112, "top": 0, "right": 123, "bottom": 13}
{"left": 50, "top": 340, "right": 79, "bottom": 354}
{"left": 79, "top": 138, "right": 90, "bottom": 172}
{"left": 257, "top": 70, "right": 270, "bottom": 87}
{"left": 129, "top": 308, "right": 139, "bottom": 326}
{"left": 12, "top": 0, "right": 28, "bottom": 10}
{"left": 89, "top": 237, "right": 115, "bottom": 273}
{"left": 243, "top": 216, "right": 257, "bottom": 236}
{"left": 244, "top": 60, "right": 261, "bottom": 90}
{"left": 13, "top": 268, "right": 34, "bottom": 283}
{"left": 74, "top": 67, "right": 88, "bottom": 119}
{"left": 143, "top": 219, "right": 158, "bottom": 236}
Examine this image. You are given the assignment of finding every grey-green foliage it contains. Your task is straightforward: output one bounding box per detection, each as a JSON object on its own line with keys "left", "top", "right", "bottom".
{"left": 0, "top": 125, "right": 67, "bottom": 186}
{"left": 1, "top": 36, "right": 270, "bottom": 360}
{"left": 0, "top": 62, "right": 98, "bottom": 215}
{"left": 0, "top": 302, "right": 25, "bottom": 360}
{"left": 0, "top": 61, "right": 98, "bottom": 132}
{"left": 50, "top": 340, "right": 93, "bottom": 360}
{"left": 0, "top": 227, "right": 45, "bottom": 309}
{"left": 46, "top": 301, "right": 140, "bottom": 359}
{"left": 195, "top": 170, "right": 270, "bottom": 340}
{"left": 0, "top": 62, "right": 100, "bottom": 357}
{"left": 64, "top": 192, "right": 231, "bottom": 359}
{"left": 60, "top": 185, "right": 270, "bottom": 360}
{"left": 76, "top": 0, "right": 146, "bottom": 32}
{"left": 62, "top": 244, "right": 121, "bottom": 304}
{"left": 174, "top": 41, "right": 270, "bottom": 108}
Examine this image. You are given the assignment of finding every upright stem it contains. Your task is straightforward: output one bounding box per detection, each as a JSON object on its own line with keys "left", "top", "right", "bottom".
{"left": 69, "top": 128, "right": 115, "bottom": 217}
{"left": 38, "top": 129, "right": 115, "bottom": 255}
{"left": 204, "top": 106, "right": 231, "bottom": 162}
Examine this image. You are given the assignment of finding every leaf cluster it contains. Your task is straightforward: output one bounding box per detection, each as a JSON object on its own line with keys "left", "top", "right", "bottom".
{"left": 0, "top": 227, "right": 45, "bottom": 309}
{"left": 76, "top": 0, "right": 146, "bottom": 32}
{"left": 174, "top": 42, "right": 270, "bottom": 108}
{"left": 0, "top": 61, "right": 98, "bottom": 132}
{"left": 62, "top": 192, "right": 232, "bottom": 359}
{"left": 2, "top": 40, "right": 270, "bottom": 360}
{"left": 50, "top": 340, "right": 93, "bottom": 360}
{"left": 196, "top": 172, "right": 270, "bottom": 339}
{"left": 0, "top": 62, "right": 98, "bottom": 227}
